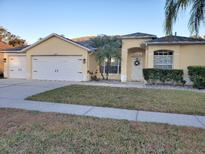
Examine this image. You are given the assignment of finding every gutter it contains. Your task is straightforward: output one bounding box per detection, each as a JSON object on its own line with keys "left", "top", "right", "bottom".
{"left": 121, "top": 36, "right": 157, "bottom": 39}
{"left": 146, "top": 41, "right": 205, "bottom": 45}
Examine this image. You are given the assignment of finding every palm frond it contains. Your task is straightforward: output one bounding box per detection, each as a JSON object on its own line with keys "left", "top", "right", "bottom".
{"left": 189, "top": 0, "right": 205, "bottom": 34}
{"left": 164, "top": 0, "right": 191, "bottom": 35}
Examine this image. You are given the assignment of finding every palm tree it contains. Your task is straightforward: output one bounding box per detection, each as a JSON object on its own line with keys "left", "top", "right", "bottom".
{"left": 90, "top": 35, "right": 121, "bottom": 80}
{"left": 165, "top": 0, "right": 205, "bottom": 35}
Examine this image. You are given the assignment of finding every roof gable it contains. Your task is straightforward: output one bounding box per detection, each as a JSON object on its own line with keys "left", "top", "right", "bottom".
{"left": 22, "top": 33, "right": 92, "bottom": 52}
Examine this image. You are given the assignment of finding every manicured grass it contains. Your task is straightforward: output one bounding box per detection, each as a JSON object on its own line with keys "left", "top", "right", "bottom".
{"left": 0, "top": 109, "right": 205, "bottom": 153}
{"left": 27, "top": 85, "right": 205, "bottom": 115}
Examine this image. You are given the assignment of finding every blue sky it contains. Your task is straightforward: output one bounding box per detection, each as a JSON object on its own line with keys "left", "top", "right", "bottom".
{"left": 1, "top": 0, "right": 205, "bottom": 43}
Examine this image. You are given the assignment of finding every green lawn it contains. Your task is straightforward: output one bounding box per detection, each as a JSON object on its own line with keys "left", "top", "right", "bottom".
{"left": 0, "top": 109, "right": 205, "bottom": 153}
{"left": 27, "top": 85, "right": 205, "bottom": 115}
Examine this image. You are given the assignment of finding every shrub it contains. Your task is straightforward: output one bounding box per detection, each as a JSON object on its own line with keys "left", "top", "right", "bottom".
{"left": 143, "top": 68, "right": 184, "bottom": 85}
{"left": 188, "top": 66, "right": 205, "bottom": 89}
{"left": 0, "top": 72, "right": 3, "bottom": 78}
{"left": 87, "top": 70, "right": 98, "bottom": 81}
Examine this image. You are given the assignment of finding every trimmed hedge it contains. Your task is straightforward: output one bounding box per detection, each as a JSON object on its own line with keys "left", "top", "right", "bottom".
{"left": 143, "top": 68, "right": 185, "bottom": 85}
{"left": 188, "top": 66, "right": 205, "bottom": 89}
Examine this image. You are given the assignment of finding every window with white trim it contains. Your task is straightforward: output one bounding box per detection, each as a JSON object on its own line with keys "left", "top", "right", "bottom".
{"left": 154, "top": 50, "right": 173, "bottom": 69}
{"left": 100, "top": 58, "right": 121, "bottom": 74}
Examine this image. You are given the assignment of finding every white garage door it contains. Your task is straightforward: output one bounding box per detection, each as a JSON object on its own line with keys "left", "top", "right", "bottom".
{"left": 9, "top": 56, "right": 27, "bottom": 79}
{"left": 32, "top": 56, "right": 83, "bottom": 81}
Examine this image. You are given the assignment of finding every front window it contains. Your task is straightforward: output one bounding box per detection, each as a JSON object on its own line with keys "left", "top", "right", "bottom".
{"left": 154, "top": 50, "right": 173, "bottom": 69}
{"left": 100, "top": 58, "right": 121, "bottom": 74}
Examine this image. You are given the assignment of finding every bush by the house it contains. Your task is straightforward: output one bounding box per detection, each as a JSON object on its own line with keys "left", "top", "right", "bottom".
{"left": 143, "top": 68, "right": 184, "bottom": 85}
{"left": 87, "top": 70, "right": 98, "bottom": 81}
{"left": 0, "top": 72, "right": 3, "bottom": 79}
{"left": 188, "top": 66, "right": 205, "bottom": 89}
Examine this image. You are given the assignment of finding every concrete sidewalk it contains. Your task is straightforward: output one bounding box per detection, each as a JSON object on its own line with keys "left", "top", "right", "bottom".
{"left": 0, "top": 99, "right": 205, "bottom": 129}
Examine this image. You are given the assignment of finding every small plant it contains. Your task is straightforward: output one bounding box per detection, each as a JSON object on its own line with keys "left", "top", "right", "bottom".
{"left": 0, "top": 72, "right": 4, "bottom": 78}
{"left": 188, "top": 66, "right": 205, "bottom": 89}
{"left": 87, "top": 70, "right": 98, "bottom": 81}
{"left": 143, "top": 68, "right": 184, "bottom": 85}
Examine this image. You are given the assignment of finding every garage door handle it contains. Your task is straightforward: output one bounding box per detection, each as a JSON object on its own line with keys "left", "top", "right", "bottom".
{"left": 78, "top": 72, "right": 82, "bottom": 73}
{"left": 33, "top": 70, "right": 37, "bottom": 72}
{"left": 10, "top": 70, "right": 14, "bottom": 71}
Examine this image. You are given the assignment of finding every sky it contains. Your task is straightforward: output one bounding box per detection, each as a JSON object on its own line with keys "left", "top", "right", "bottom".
{"left": 1, "top": 0, "right": 205, "bottom": 44}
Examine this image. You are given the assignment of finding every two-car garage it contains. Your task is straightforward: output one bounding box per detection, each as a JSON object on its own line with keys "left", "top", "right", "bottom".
{"left": 4, "top": 33, "right": 93, "bottom": 81}
{"left": 8, "top": 55, "right": 84, "bottom": 81}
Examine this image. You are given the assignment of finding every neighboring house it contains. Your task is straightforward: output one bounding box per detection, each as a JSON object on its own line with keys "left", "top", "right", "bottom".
{"left": 1, "top": 33, "right": 205, "bottom": 82}
{"left": 0, "top": 41, "right": 13, "bottom": 73}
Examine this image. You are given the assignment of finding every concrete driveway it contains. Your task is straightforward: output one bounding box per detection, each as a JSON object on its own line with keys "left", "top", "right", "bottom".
{"left": 0, "top": 79, "right": 73, "bottom": 100}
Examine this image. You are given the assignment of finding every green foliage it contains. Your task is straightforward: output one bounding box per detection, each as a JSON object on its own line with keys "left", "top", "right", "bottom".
{"left": 143, "top": 68, "right": 184, "bottom": 85}
{"left": 0, "top": 26, "right": 26, "bottom": 47}
{"left": 188, "top": 66, "right": 205, "bottom": 89}
{"left": 164, "top": 0, "right": 205, "bottom": 35}
{"left": 0, "top": 72, "right": 3, "bottom": 78}
{"left": 90, "top": 35, "right": 121, "bottom": 80}
{"left": 87, "top": 70, "right": 98, "bottom": 81}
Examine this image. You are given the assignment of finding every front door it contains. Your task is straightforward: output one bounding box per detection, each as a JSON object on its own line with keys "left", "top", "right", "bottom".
{"left": 131, "top": 57, "right": 143, "bottom": 81}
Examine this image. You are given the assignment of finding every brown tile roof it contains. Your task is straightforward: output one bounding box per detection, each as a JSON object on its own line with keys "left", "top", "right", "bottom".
{"left": 0, "top": 41, "right": 13, "bottom": 50}
{"left": 147, "top": 35, "right": 205, "bottom": 44}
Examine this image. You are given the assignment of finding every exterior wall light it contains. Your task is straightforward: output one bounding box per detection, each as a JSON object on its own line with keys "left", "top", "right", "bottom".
{"left": 83, "top": 59, "right": 86, "bottom": 64}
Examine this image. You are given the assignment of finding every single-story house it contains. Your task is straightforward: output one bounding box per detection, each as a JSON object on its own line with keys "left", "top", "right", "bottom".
{"left": 1, "top": 32, "right": 205, "bottom": 82}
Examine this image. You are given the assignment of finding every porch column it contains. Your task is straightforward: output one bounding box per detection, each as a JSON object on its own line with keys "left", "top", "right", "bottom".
{"left": 121, "top": 48, "right": 128, "bottom": 82}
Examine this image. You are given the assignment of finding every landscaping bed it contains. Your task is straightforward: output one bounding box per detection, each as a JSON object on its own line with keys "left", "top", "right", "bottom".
{"left": 27, "top": 85, "right": 205, "bottom": 115}
{"left": 0, "top": 109, "right": 205, "bottom": 153}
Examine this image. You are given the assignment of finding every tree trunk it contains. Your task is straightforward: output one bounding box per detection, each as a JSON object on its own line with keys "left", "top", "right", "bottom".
{"left": 100, "top": 70, "right": 105, "bottom": 80}
{"left": 99, "top": 64, "right": 105, "bottom": 80}
{"left": 106, "top": 58, "right": 111, "bottom": 80}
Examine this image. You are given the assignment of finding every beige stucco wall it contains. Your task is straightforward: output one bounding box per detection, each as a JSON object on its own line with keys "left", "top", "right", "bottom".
{"left": 121, "top": 38, "right": 153, "bottom": 82}
{"left": 88, "top": 53, "right": 98, "bottom": 79}
{"left": 146, "top": 45, "right": 180, "bottom": 69}
{"left": 146, "top": 44, "right": 205, "bottom": 81}
{"left": 26, "top": 36, "right": 90, "bottom": 81}
{"left": 0, "top": 52, "right": 4, "bottom": 73}
{"left": 97, "top": 70, "right": 121, "bottom": 80}
{"left": 121, "top": 38, "right": 205, "bottom": 82}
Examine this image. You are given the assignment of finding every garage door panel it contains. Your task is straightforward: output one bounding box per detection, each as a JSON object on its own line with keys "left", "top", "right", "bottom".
{"left": 9, "top": 56, "right": 27, "bottom": 79}
{"left": 32, "top": 56, "right": 83, "bottom": 81}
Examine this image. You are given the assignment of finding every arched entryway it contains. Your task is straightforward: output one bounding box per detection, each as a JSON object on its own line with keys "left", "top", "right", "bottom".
{"left": 128, "top": 47, "right": 145, "bottom": 81}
